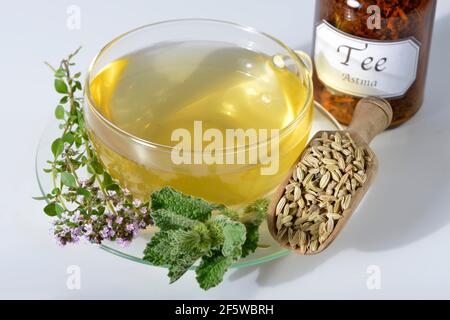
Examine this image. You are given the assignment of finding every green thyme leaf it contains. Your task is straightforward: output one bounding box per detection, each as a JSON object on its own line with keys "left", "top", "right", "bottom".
{"left": 76, "top": 187, "right": 91, "bottom": 198}
{"left": 54, "top": 68, "right": 65, "bottom": 78}
{"left": 74, "top": 81, "right": 82, "bottom": 90}
{"left": 33, "top": 195, "right": 48, "bottom": 201}
{"left": 90, "top": 158, "right": 104, "bottom": 174}
{"left": 102, "top": 172, "right": 113, "bottom": 185}
{"left": 51, "top": 138, "right": 64, "bottom": 158}
{"left": 61, "top": 172, "right": 77, "bottom": 188}
{"left": 55, "top": 105, "right": 65, "bottom": 120}
{"left": 44, "top": 202, "right": 64, "bottom": 216}
{"left": 54, "top": 79, "right": 68, "bottom": 94}
{"left": 62, "top": 132, "right": 75, "bottom": 144}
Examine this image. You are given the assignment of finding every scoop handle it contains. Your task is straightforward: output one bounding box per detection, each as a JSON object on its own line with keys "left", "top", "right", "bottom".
{"left": 348, "top": 97, "right": 393, "bottom": 144}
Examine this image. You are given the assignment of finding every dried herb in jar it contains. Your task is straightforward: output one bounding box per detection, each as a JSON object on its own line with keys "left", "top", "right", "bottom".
{"left": 313, "top": 0, "right": 437, "bottom": 127}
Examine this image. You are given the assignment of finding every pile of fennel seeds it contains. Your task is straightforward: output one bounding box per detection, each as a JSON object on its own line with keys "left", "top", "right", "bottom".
{"left": 275, "top": 132, "right": 373, "bottom": 253}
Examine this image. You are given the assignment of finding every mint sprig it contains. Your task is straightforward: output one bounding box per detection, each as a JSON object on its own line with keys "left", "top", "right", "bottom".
{"left": 144, "top": 187, "right": 269, "bottom": 290}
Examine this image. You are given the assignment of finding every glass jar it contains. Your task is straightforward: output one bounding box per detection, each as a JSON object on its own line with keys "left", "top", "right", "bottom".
{"left": 312, "top": 0, "right": 437, "bottom": 127}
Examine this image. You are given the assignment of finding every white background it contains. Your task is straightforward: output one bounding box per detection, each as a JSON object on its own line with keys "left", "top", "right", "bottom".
{"left": 1, "top": 0, "right": 450, "bottom": 299}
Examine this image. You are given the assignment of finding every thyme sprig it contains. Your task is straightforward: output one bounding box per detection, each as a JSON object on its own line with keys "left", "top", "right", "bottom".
{"left": 38, "top": 48, "right": 269, "bottom": 290}
{"left": 39, "top": 48, "right": 151, "bottom": 246}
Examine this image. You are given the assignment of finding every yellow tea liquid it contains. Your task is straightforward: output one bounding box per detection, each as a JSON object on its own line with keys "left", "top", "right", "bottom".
{"left": 87, "top": 41, "right": 313, "bottom": 206}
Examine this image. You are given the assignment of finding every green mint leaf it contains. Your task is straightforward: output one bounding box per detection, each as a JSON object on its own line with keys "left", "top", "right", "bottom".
{"left": 213, "top": 216, "right": 246, "bottom": 258}
{"left": 143, "top": 231, "right": 172, "bottom": 266}
{"left": 61, "top": 172, "right": 77, "bottom": 188}
{"left": 144, "top": 229, "right": 209, "bottom": 283}
{"left": 74, "top": 72, "right": 81, "bottom": 78}
{"left": 196, "top": 253, "right": 234, "bottom": 290}
{"left": 241, "top": 224, "right": 259, "bottom": 258}
{"left": 168, "top": 248, "right": 203, "bottom": 283}
{"left": 152, "top": 209, "right": 202, "bottom": 231}
{"left": 143, "top": 189, "right": 268, "bottom": 289}
{"left": 55, "top": 105, "right": 65, "bottom": 120}
{"left": 43, "top": 202, "right": 64, "bottom": 216}
{"left": 151, "top": 187, "right": 219, "bottom": 221}
{"left": 51, "top": 138, "right": 64, "bottom": 158}
{"left": 205, "top": 221, "right": 224, "bottom": 249}
{"left": 240, "top": 199, "right": 269, "bottom": 257}
{"left": 241, "top": 198, "right": 269, "bottom": 226}
{"left": 60, "top": 96, "right": 69, "bottom": 104}
{"left": 54, "top": 79, "right": 68, "bottom": 94}
{"left": 218, "top": 208, "right": 240, "bottom": 221}
{"left": 144, "top": 230, "right": 201, "bottom": 266}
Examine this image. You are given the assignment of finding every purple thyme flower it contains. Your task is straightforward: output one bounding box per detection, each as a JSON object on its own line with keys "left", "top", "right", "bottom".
{"left": 115, "top": 216, "right": 123, "bottom": 224}
{"left": 78, "top": 179, "right": 88, "bottom": 188}
{"left": 62, "top": 224, "right": 72, "bottom": 234}
{"left": 139, "top": 206, "right": 147, "bottom": 214}
{"left": 139, "top": 220, "right": 148, "bottom": 228}
{"left": 55, "top": 236, "right": 66, "bottom": 247}
{"left": 100, "top": 226, "right": 111, "bottom": 239}
{"left": 116, "top": 238, "right": 130, "bottom": 247}
{"left": 107, "top": 190, "right": 117, "bottom": 197}
{"left": 69, "top": 211, "right": 82, "bottom": 223}
{"left": 84, "top": 223, "right": 93, "bottom": 236}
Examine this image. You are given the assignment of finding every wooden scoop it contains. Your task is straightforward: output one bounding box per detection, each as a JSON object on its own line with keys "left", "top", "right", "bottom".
{"left": 267, "top": 96, "right": 393, "bottom": 255}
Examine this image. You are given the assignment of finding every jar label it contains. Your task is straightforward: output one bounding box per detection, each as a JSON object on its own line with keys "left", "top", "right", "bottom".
{"left": 314, "top": 20, "right": 421, "bottom": 98}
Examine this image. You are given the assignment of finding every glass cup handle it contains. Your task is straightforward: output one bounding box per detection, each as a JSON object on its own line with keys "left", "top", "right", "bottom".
{"left": 295, "top": 50, "right": 313, "bottom": 75}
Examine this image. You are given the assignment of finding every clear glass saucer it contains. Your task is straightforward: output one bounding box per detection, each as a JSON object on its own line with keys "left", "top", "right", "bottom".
{"left": 35, "top": 102, "right": 341, "bottom": 269}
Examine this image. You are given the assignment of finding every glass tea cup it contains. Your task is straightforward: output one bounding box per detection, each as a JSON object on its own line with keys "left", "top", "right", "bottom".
{"left": 84, "top": 19, "right": 314, "bottom": 207}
